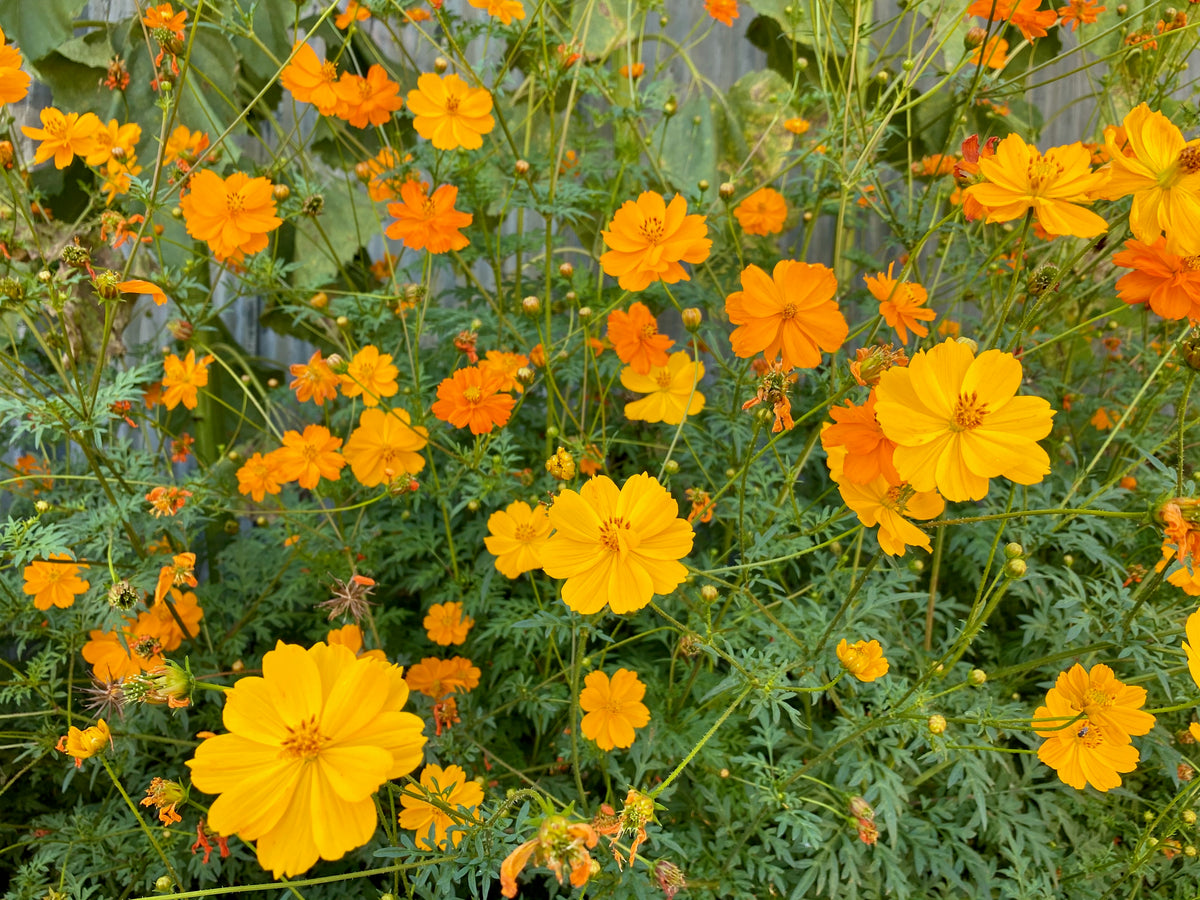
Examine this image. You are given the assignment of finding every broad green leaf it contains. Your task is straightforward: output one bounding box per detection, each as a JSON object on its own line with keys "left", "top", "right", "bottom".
{"left": 290, "top": 164, "right": 381, "bottom": 288}
{"left": 0, "top": 0, "right": 88, "bottom": 62}
{"left": 660, "top": 96, "right": 718, "bottom": 192}
{"left": 572, "top": 0, "right": 635, "bottom": 58}
{"left": 717, "top": 70, "right": 799, "bottom": 182}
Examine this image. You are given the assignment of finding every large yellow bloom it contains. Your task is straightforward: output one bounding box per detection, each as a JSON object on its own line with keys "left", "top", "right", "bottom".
{"left": 342, "top": 408, "right": 428, "bottom": 488}
{"left": 484, "top": 500, "right": 551, "bottom": 578}
{"left": 874, "top": 339, "right": 1055, "bottom": 502}
{"left": 1095, "top": 103, "right": 1200, "bottom": 255}
{"left": 963, "top": 134, "right": 1109, "bottom": 238}
{"left": 187, "top": 641, "right": 426, "bottom": 877}
{"left": 542, "top": 473, "right": 693, "bottom": 614}
{"left": 620, "top": 351, "right": 705, "bottom": 425}
{"left": 406, "top": 73, "right": 495, "bottom": 151}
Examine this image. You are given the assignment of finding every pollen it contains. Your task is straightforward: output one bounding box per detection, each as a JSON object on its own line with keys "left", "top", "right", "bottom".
{"left": 462, "top": 386, "right": 482, "bottom": 403}
{"left": 598, "top": 518, "right": 631, "bottom": 552}
{"left": 1026, "top": 153, "right": 1064, "bottom": 192}
{"left": 1179, "top": 146, "right": 1200, "bottom": 174}
{"left": 951, "top": 392, "right": 988, "bottom": 431}
{"left": 280, "top": 716, "right": 327, "bottom": 760}
{"left": 639, "top": 216, "right": 665, "bottom": 245}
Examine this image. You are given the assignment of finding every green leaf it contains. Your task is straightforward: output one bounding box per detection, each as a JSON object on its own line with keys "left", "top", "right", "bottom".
{"left": 56, "top": 30, "right": 115, "bottom": 69}
{"left": 572, "top": 0, "right": 635, "bottom": 58}
{"left": 717, "top": 70, "right": 799, "bottom": 182}
{"left": 660, "top": 96, "right": 718, "bottom": 191}
{"left": 290, "top": 165, "right": 380, "bottom": 288}
{"left": 0, "top": 0, "right": 88, "bottom": 62}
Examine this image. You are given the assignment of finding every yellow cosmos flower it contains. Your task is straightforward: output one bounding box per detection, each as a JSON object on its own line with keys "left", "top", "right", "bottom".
{"left": 484, "top": 500, "right": 551, "bottom": 579}
{"left": 423, "top": 601, "right": 474, "bottom": 646}
{"left": 1034, "top": 690, "right": 1140, "bottom": 792}
{"left": 963, "top": 134, "right": 1109, "bottom": 238}
{"left": 399, "top": 763, "right": 484, "bottom": 849}
{"left": 406, "top": 73, "right": 495, "bottom": 151}
{"left": 23, "top": 553, "right": 90, "bottom": 610}
{"left": 541, "top": 473, "right": 694, "bottom": 615}
{"left": 343, "top": 408, "right": 428, "bottom": 488}
{"left": 620, "top": 351, "right": 705, "bottom": 425}
{"left": 579, "top": 668, "right": 650, "bottom": 750}
{"left": 1046, "top": 663, "right": 1155, "bottom": 745}
{"left": 874, "top": 338, "right": 1055, "bottom": 502}
{"left": 1094, "top": 103, "right": 1200, "bottom": 255}
{"left": 1185, "top": 608, "right": 1200, "bottom": 691}
{"left": 56, "top": 719, "right": 112, "bottom": 768}
{"left": 836, "top": 639, "right": 889, "bottom": 682}
{"left": 340, "top": 345, "right": 399, "bottom": 406}
{"left": 186, "top": 641, "right": 427, "bottom": 878}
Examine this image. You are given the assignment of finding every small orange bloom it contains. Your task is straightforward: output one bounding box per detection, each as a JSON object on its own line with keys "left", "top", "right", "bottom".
{"left": 334, "top": 65, "right": 404, "bottom": 128}
{"left": 273, "top": 425, "right": 345, "bottom": 490}
{"left": 23, "top": 554, "right": 89, "bottom": 610}
{"left": 335, "top": 0, "right": 371, "bottom": 29}
{"left": 236, "top": 451, "right": 283, "bottom": 502}
{"left": 607, "top": 302, "right": 674, "bottom": 375}
{"left": 145, "top": 486, "right": 191, "bottom": 517}
{"left": 912, "top": 154, "right": 958, "bottom": 177}
{"left": 726, "top": 261, "right": 848, "bottom": 369}
{"left": 733, "top": 187, "right": 788, "bottom": 237}
{"left": 280, "top": 42, "right": 341, "bottom": 115}
{"left": 341, "top": 345, "right": 399, "bottom": 406}
{"left": 1091, "top": 407, "right": 1114, "bottom": 430}
{"left": 424, "top": 601, "right": 475, "bottom": 646}
{"left": 469, "top": 0, "right": 527, "bottom": 24}
{"left": 385, "top": 180, "right": 473, "bottom": 253}
{"left": 405, "top": 657, "right": 481, "bottom": 699}
{"left": 619, "top": 62, "right": 646, "bottom": 78}
{"left": 600, "top": 192, "right": 711, "bottom": 292}
{"left": 343, "top": 407, "right": 428, "bottom": 487}
{"left": 57, "top": 720, "right": 112, "bottom": 768}
{"left": 579, "top": 669, "right": 650, "bottom": 750}
{"left": 836, "top": 639, "right": 889, "bottom": 682}
{"left": 1058, "top": 0, "right": 1105, "bottom": 28}
{"left": 163, "top": 125, "right": 209, "bottom": 164}
{"left": 969, "top": 36, "right": 1009, "bottom": 69}
{"left": 142, "top": 3, "right": 187, "bottom": 31}
{"left": 821, "top": 392, "right": 900, "bottom": 485}
{"left": 431, "top": 367, "right": 515, "bottom": 434}
{"left": 407, "top": 73, "right": 495, "bottom": 151}
{"left": 153, "top": 552, "right": 197, "bottom": 606}
{"left": 482, "top": 350, "right": 530, "bottom": 393}
{"left": 967, "top": 0, "right": 1057, "bottom": 39}
{"left": 289, "top": 350, "right": 340, "bottom": 406}
{"left": 179, "top": 170, "right": 281, "bottom": 264}
{"left": 784, "top": 117, "right": 811, "bottom": 135}
{"left": 161, "top": 349, "right": 212, "bottom": 410}
{"left": 705, "top": 0, "right": 739, "bottom": 26}
{"left": 864, "top": 263, "right": 936, "bottom": 344}
{"left": 22, "top": 107, "right": 101, "bottom": 169}
{"left": 0, "top": 27, "right": 31, "bottom": 106}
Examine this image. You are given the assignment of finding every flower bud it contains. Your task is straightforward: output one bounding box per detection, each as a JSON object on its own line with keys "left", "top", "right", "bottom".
{"left": 61, "top": 244, "right": 91, "bottom": 269}
{"left": 522, "top": 295, "right": 541, "bottom": 315}
{"left": 719, "top": 182, "right": 735, "bottom": 200}
{"left": 1004, "top": 542, "right": 1024, "bottom": 559}
{"left": 664, "top": 98, "right": 677, "bottom": 116}
{"left": 37, "top": 269, "right": 52, "bottom": 283}
{"left": 955, "top": 336, "right": 979, "bottom": 353}
{"left": 1004, "top": 558, "right": 1027, "bottom": 578}
{"left": 272, "top": 184, "right": 290, "bottom": 202}
{"left": 92, "top": 269, "right": 122, "bottom": 301}
{"left": 154, "top": 876, "right": 174, "bottom": 893}
{"left": 354, "top": 161, "right": 371, "bottom": 182}
{"left": 1187, "top": 845, "right": 1197, "bottom": 857}
{"left": 969, "top": 668, "right": 987, "bottom": 686}
{"left": 578, "top": 306, "right": 592, "bottom": 319}
{"left": 310, "top": 291, "right": 328, "bottom": 309}
{"left": 167, "top": 319, "right": 193, "bottom": 341}
{"left": 928, "top": 714, "right": 947, "bottom": 735}
{"left": 558, "top": 262, "right": 574, "bottom": 278}
{"left": 545, "top": 446, "right": 576, "bottom": 480}
{"left": 681, "top": 307, "right": 703, "bottom": 331}
{"left": 1185, "top": 810, "right": 1197, "bottom": 825}
{"left": 0, "top": 141, "right": 12, "bottom": 167}
{"left": 434, "top": 57, "right": 449, "bottom": 73}
{"left": 698, "top": 179, "right": 710, "bottom": 192}
{"left": 700, "top": 585, "right": 719, "bottom": 602}
{"left": 516, "top": 366, "right": 535, "bottom": 385}
{"left": 335, "top": 315, "right": 350, "bottom": 328}
{"left": 515, "top": 159, "right": 530, "bottom": 176}
{"left": 34, "top": 499, "right": 49, "bottom": 513}
{"left": 965, "top": 26, "right": 987, "bottom": 47}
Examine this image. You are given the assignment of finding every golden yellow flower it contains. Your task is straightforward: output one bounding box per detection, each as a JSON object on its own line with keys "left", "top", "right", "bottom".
{"left": 399, "top": 763, "right": 484, "bottom": 849}
{"left": 484, "top": 501, "right": 551, "bottom": 578}
{"left": 620, "top": 351, "right": 705, "bottom": 425}
{"left": 836, "top": 639, "right": 889, "bottom": 682}
{"left": 579, "top": 668, "right": 650, "bottom": 750}
{"left": 406, "top": 73, "right": 495, "bottom": 151}
{"left": 342, "top": 408, "right": 428, "bottom": 488}
{"left": 599, "top": 192, "right": 711, "bottom": 292}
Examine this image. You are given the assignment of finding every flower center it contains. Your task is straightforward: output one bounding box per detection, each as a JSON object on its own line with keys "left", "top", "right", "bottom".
{"left": 280, "top": 716, "right": 327, "bottom": 761}
{"left": 302, "top": 444, "right": 319, "bottom": 461}
{"left": 133, "top": 635, "right": 162, "bottom": 659}
{"left": 654, "top": 369, "right": 673, "bottom": 389}
{"left": 841, "top": 647, "right": 868, "bottom": 674}
{"left": 45, "top": 118, "right": 66, "bottom": 140}
{"left": 781, "top": 302, "right": 798, "bottom": 320}
{"left": 1179, "top": 146, "right": 1200, "bottom": 175}
{"left": 1025, "top": 153, "right": 1063, "bottom": 192}
{"left": 320, "top": 61, "right": 338, "bottom": 84}
{"left": 514, "top": 523, "right": 537, "bottom": 542}
{"left": 445, "top": 95, "right": 460, "bottom": 113}
{"left": 1085, "top": 688, "right": 1112, "bottom": 708}
{"left": 599, "top": 517, "right": 631, "bottom": 552}
{"left": 1074, "top": 718, "right": 1106, "bottom": 749}
{"left": 422, "top": 197, "right": 437, "bottom": 216}
{"left": 463, "top": 386, "right": 482, "bottom": 403}
{"left": 950, "top": 392, "right": 988, "bottom": 431}
{"left": 226, "top": 190, "right": 245, "bottom": 214}
{"left": 639, "top": 216, "right": 665, "bottom": 245}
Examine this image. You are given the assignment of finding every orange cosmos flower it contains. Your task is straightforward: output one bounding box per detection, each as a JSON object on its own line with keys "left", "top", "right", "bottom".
{"left": 289, "top": 350, "right": 340, "bottom": 406}
{"left": 469, "top": 0, "right": 527, "bottom": 24}
{"left": 836, "top": 639, "right": 889, "bottom": 682}
{"left": 619, "top": 62, "right": 646, "bottom": 78}
{"left": 280, "top": 42, "right": 341, "bottom": 115}
{"left": 874, "top": 338, "right": 1056, "bottom": 502}
{"left": 1058, "top": 0, "right": 1105, "bottom": 28}
{"left": 179, "top": 170, "right": 282, "bottom": 264}
{"left": 1094, "top": 104, "right": 1200, "bottom": 255}
{"left": 734, "top": 187, "right": 788, "bottom": 236}
{"left": 963, "top": 134, "right": 1108, "bottom": 238}
{"left": 326, "top": 623, "right": 387, "bottom": 661}
{"left": 400, "top": 764, "right": 484, "bottom": 850}
{"left": 335, "top": 0, "right": 371, "bottom": 28}
{"left": 599, "top": 192, "right": 712, "bottom": 292}
{"left": 501, "top": 817, "right": 600, "bottom": 899}
{"left": 726, "top": 260, "right": 849, "bottom": 369}
{"left": 620, "top": 351, "right": 705, "bottom": 425}
{"left": 23, "top": 554, "right": 89, "bottom": 610}
{"left": 705, "top": 0, "right": 740, "bottom": 25}
{"left": 0, "top": 27, "right": 30, "bottom": 105}
{"left": 273, "top": 425, "right": 345, "bottom": 490}
{"left": 1112, "top": 238, "right": 1200, "bottom": 321}
{"left": 235, "top": 451, "right": 283, "bottom": 502}
{"left": 364, "top": 146, "right": 407, "bottom": 201}
{"left": 784, "top": 117, "right": 811, "bottom": 134}
{"left": 864, "top": 263, "right": 936, "bottom": 344}
{"left": 423, "top": 601, "right": 475, "bottom": 646}
{"left": 405, "top": 657, "right": 481, "bottom": 699}
{"left": 343, "top": 408, "right": 429, "bottom": 487}
{"left": 821, "top": 393, "right": 900, "bottom": 485}
{"left": 485, "top": 500, "right": 552, "bottom": 578}
{"left": 968, "top": 35, "right": 1008, "bottom": 69}
{"left": 141, "top": 778, "right": 185, "bottom": 825}
{"left": 162, "top": 125, "right": 209, "bottom": 164}
{"left": 406, "top": 73, "right": 495, "bottom": 151}
{"left": 966, "top": 0, "right": 1057, "bottom": 39}
{"left": 118, "top": 279, "right": 167, "bottom": 307}
{"left": 22, "top": 107, "right": 101, "bottom": 169}
{"left": 161, "top": 349, "right": 212, "bottom": 410}
{"left": 431, "top": 366, "right": 515, "bottom": 435}
{"left": 57, "top": 719, "right": 112, "bottom": 768}
{"left": 541, "top": 473, "right": 694, "bottom": 614}
{"left": 334, "top": 65, "right": 404, "bottom": 128}
{"left": 1034, "top": 687, "right": 1141, "bottom": 791}
{"left": 153, "top": 552, "right": 196, "bottom": 606}
{"left": 340, "top": 345, "right": 399, "bottom": 405}
{"left": 579, "top": 669, "right": 650, "bottom": 750}
{"left": 145, "top": 486, "right": 191, "bottom": 517}
{"left": 482, "top": 350, "right": 530, "bottom": 393}
{"left": 385, "top": 180, "right": 473, "bottom": 253}
{"left": 143, "top": 3, "right": 186, "bottom": 31}
{"left": 1090, "top": 407, "right": 1114, "bottom": 430}
{"left": 607, "top": 302, "right": 674, "bottom": 375}
{"left": 912, "top": 154, "right": 959, "bottom": 177}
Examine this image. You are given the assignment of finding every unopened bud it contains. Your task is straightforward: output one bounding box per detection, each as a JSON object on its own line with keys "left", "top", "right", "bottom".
{"left": 1185, "top": 810, "right": 1197, "bottom": 825}
{"left": 578, "top": 306, "right": 592, "bottom": 319}
{"left": 515, "top": 366, "right": 535, "bottom": 385}
{"left": 354, "top": 161, "right": 371, "bottom": 182}
{"left": 272, "top": 184, "right": 290, "bottom": 202}
{"left": 698, "top": 179, "right": 710, "bottom": 192}
{"left": 955, "top": 336, "right": 979, "bottom": 353}
{"left": 515, "top": 159, "right": 530, "bottom": 176}
{"left": 663, "top": 459, "right": 680, "bottom": 475}
{"left": 681, "top": 307, "right": 702, "bottom": 331}
{"left": 700, "top": 585, "right": 718, "bottom": 602}
{"left": 719, "top": 182, "right": 735, "bottom": 200}
{"left": 1004, "top": 558, "right": 1027, "bottom": 578}
{"left": 154, "top": 876, "right": 174, "bottom": 892}
{"left": 558, "top": 262, "right": 574, "bottom": 278}
{"left": 434, "top": 57, "right": 449, "bottom": 73}
{"left": 1004, "top": 542, "right": 1024, "bottom": 558}
{"left": 965, "top": 26, "right": 987, "bottom": 47}
{"left": 167, "top": 319, "right": 193, "bottom": 341}
{"left": 310, "top": 291, "right": 328, "bottom": 309}
{"left": 522, "top": 295, "right": 541, "bottom": 315}
{"left": 928, "top": 714, "right": 947, "bottom": 735}
{"left": 969, "top": 668, "right": 987, "bottom": 686}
